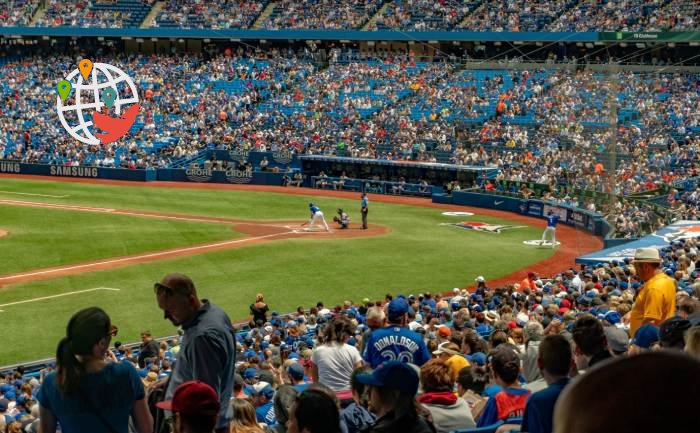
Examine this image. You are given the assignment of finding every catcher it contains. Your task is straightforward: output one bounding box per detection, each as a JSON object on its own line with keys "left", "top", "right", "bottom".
{"left": 333, "top": 208, "right": 350, "bottom": 229}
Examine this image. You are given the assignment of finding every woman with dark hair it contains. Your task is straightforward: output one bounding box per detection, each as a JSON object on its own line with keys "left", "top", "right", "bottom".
{"left": 476, "top": 344, "right": 530, "bottom": 427}
{"left": 37, "top": 307, "right": 153, "bottom": 433}
{"left": 357, "top": 361, "right": 435, "bottom": 433}
{"left": 311, "top": 316, "right": 363, "bottom": 392}
{"left": 287, "top": 389, "right": 342, "bottom": 433}
{"left": 418, "top": 359, "right": 475, "bottom": 433}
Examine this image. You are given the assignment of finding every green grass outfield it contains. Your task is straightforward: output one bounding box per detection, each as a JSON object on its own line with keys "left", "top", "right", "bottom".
{"left": 0, "top": 178, "right": 553, "bottom": 365}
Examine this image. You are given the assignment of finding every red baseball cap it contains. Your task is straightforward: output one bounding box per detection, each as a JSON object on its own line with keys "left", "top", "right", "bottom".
{"left": 156, "top": 380, "right": 220, "bottom": 416}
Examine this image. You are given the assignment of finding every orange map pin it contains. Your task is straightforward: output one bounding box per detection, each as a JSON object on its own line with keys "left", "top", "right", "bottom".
{"left": 79, "top": 59, "right": 93, "bottom": 81}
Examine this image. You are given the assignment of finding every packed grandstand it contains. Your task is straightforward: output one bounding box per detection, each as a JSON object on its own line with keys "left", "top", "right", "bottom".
{"left": 1, "top": 2, "right": 700, "bottom": 433}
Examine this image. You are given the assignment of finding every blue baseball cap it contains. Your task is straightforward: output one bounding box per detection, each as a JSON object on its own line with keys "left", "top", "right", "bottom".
{"left": 356, "top": 361, "right": 419, "bottom": 395}
{"left": 631, "top": 324, "right": 660, "bottom": 349}
{"left": 248, "top": 382, "right": 274, "bottom": 399}
{"left": 467, "top": 352, "right": 487, "bottom": 367}
{"left": 387, "top": 298, "right": 409, "bottom": 318}
{"left": 243, "top": 349, "right": 257, "bottom": 359}
{"left": 288, "top": 363, "right": 305, "bottom": 380}
{"left": 0, "top": 399, "right": 8, "bottom": 412}
{"left": 243, "top": 368, "right": 258, "bottom": 380}
{"left": 5, "top": 391, "right": 16, "bottom": 400}
{"left": 603, "top": 310, "right": 621, "bottom": 325}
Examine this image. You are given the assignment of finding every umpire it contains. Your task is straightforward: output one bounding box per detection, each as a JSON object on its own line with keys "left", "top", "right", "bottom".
{"left": 361, "top": 192, "right": 369, "bottom": 229}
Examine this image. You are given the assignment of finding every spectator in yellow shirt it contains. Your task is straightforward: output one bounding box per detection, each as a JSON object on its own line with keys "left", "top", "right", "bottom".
{"left": 629, "top": 248, "right": 676, "bottom": 336}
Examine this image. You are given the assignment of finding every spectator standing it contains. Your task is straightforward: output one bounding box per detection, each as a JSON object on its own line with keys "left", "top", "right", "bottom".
{"left": 156, "top": 381, "right": 219, "bottom": 433}
{"left": 362, "top": 297, "right": 431, "bottom": 368}
{"left": 521, "top": 321, "right": 544, "bottom": 383}
{"left": 477, "top": 345, "right": 530, "bottom": 427}
{"left": 311, "top": 316, "right": 364, "bottom": 392}
{"left": 154, "top": 273, "right": 236, "bottom": 433}
{"left": 37, "top": 307, "right": 153, "bottom": 433}
{"left": 250, "top": 294, "right": 269, "bottom": 324}
{"left": 629, "top": 248, "right": 676, "bottom": 336}
{"left": 137, "top": 331, "right": 160, "bottom": 368}
{"left": 357, "top": 361, "right": 436, "bottom": 433}
{"left": 418, "top": 359, "right": 475, "bottom": 432}
{"left": 521, "top": 335, "right": 572, "bottom": 433}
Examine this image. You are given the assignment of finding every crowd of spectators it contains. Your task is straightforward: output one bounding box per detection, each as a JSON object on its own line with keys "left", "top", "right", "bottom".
{"left": 153, "top": 0, "right": 267, "bottom": 29}
{"left": 35, "top": 0, "right": 155, "bottom": 28}
{"left": 2, "top": 241, "right": 700, "bottom": 432}
{"left": 1, "top": 0, "right": 698, "bottom": 30}
{"left": 0, "top": 0, "right": 40, "bottom": 26}
{"left": 260, "top": 0, "right": 382, "bottom": 30}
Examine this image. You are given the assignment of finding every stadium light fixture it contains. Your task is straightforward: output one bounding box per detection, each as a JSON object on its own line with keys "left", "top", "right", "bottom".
{"left": 98, "top": 36, "right": 104, "bottom": 41}
{"left": 136, "top": 38, "right": 144, "bottom": 43}
{"left": 513, "top": 41, "right": 524, "bottom": 45}
{"left": 151, "top": 38, "right": 158, "bottom": 42}
{"left": 42, "top": 36, "right": 49, "bottom": 40}
{"left": 585, "top": 43, "right": 594, "bottom": 48}
{"left": 494, "top": 41, "right": 501, "bottom": 46}
{"left": 178, "top": 38, "right": 184, "bottom": 43}
{"left": 121, "top": 36, "right": 132, "bottom": 40}
{"left": 203, "top": 39, "right": 210, "bottom": 43}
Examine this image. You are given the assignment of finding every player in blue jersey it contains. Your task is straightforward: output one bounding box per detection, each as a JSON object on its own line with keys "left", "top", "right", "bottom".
{"left": 304, "top": 202, "right": 330, "bottom": 232}
{"left": 540, "top": 211, "right": 560, "bottom": 248}
{"left": 362, "top": 297, "right": 431, "bottom": 368}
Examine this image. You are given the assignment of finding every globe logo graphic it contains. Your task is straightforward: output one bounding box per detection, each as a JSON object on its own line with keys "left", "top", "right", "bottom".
{"left": 56, "top": 62, "right": 140, "bottom": 145}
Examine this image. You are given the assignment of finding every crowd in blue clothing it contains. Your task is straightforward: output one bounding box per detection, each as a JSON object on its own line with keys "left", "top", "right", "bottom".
{"left": 2, "top": 236, "right": 699, "bottom": 433}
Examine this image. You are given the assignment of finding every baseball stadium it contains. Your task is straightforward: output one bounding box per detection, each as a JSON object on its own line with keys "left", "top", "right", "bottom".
{"left": 0, "top": 2, "right": 699, "bottom": 433}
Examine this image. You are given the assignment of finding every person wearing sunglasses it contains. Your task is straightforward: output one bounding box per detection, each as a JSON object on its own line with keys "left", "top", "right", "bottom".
{"left": 154, "top": 273, "right": 236, "bottom": 433}
{"left": 36, "top": 307, "right": 153, "bottom": 433}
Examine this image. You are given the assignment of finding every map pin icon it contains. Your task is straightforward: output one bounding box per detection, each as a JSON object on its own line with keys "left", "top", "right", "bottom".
{"left": 79, "top": 59, "right": 93, "bottom": 81}
{"left": 57, "top": 80, "right": 71, "bottom": 103}
{"left": 102, "top": 87, "right": 117, "bottom": 109}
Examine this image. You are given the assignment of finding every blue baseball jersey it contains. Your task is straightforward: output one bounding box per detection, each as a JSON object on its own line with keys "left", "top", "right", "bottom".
{"left": 310, "top": 205, "right": 320, "bottom": 214}
{"left": 362, "top": 326, "right": 431, "bottom": 368}
{"left": 255, "top": 401, "right": 276, "bottom": 425}
{"left": 546, "top": 215, "right": 560, "bottom": 228}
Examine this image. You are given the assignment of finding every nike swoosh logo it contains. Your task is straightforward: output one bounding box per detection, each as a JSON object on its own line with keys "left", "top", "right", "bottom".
{"left": 494, "top": 200, "right": 504, "bottom": 205}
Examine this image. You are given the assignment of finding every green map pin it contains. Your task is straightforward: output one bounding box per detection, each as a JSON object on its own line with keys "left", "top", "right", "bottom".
{"left": 102, "top": 87, "right": 117, "bottom": 109}
{"left": 57, "top": 80, "right": 71, "bottom": 102}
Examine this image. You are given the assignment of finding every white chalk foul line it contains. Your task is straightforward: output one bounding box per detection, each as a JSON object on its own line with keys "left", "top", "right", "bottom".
{"left": 0, "top": 191, "right": 69, "bottom": 198}
{"left": 0, "top": 231, "right": 292, "bottom": 282}
{"left": 0, "top": 287, "right": 120, "bottom": 309}
{"left": 0, "top": 199, "right": 115, "bottom": 213}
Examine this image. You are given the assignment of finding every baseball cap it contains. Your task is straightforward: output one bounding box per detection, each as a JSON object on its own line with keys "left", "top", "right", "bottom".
{"left": 432, "top": 342, "right": 460, "bottom": 356}
{"left": 603, "top": 310, "right": 621, "bottom": 325}
{"left": 248, "top": 382, "right": 274, "bottom": 399}
{"left": 659, "top": 318, "right": 692, "bottom": 348}
{"left": 387, "top": 298, "right": 409, "bottom": 318}
{"left": 437, "top": 326, "right": 451, "bottom": 338}
{"left": 0, "top": 399, "right": 8, "bottom": 412}
{"left": 243, "top": 367, "right": 258, "bottom": 380}
{"left": 356, "top": 361, "right": 419, "bottom": 396}
{"left": 489, "top": 345, "right": 520, "bottom": 371}
{"left": 156, "top": 380, "right": 220, "bottom": 416}
{"left": 288, "top": 363, "right": 305, "bottom": 380}
{"left": 467, "top": 353, "right": 487, "bottom": 367}
{"left": 604, "top": 326, "right": 629, "bottom": 354}
{"left": 475, "top": 276, "right": 485, "bottom": 283}
{"left": 631, "top": 324, "right": 660, "bottom": 349}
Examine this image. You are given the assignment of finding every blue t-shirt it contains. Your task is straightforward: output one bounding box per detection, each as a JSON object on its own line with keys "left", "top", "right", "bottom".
{"left": 546, "top": 215, "right": 560, "bottom": 228}
{"left": 362, "top": 326, "right": 431, "bottom": 367}
{"left": 255, "top": 400, "right": 276, "bottom": 425}
{"left": 37, "top": 362, "right": 145, "bottom": 433}
{"left": 310, "top": 205, "right": 320, "bottom": 215}
{"left": 522, "top": 378, "right": 569, "bottom": 433}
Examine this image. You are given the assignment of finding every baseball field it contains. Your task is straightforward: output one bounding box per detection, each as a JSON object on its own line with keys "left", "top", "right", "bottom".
{"left": 0, "top": 176, "right": 601, "bottom": 365}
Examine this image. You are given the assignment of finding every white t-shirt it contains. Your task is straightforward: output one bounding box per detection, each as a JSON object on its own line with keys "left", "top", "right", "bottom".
{"left": 311, "top": 343, "right": 362, "bottom": 391}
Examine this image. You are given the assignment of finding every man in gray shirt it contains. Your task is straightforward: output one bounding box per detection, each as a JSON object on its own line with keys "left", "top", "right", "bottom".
{"left": 154, "top": 273, "right": 236, "bottom": 433}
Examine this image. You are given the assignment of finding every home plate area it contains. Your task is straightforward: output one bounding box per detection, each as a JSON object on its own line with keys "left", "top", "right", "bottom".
{"left": 523, "top": 240, "right": 561, "bottom": 247}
